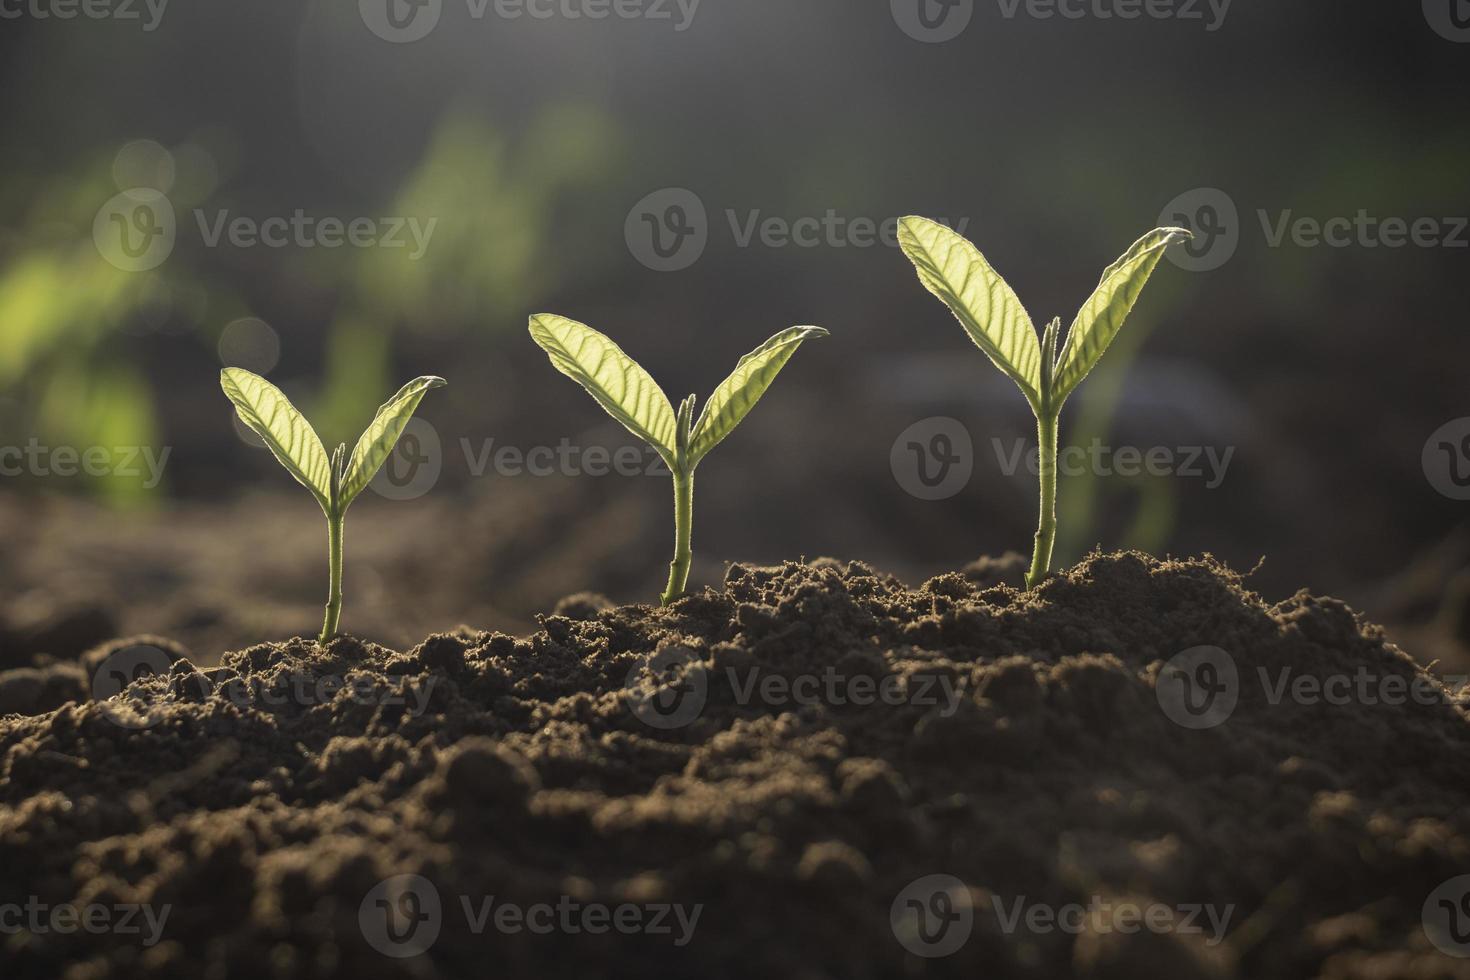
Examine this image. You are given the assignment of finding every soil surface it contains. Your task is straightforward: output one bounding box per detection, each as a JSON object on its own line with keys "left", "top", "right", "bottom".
{"left": 2, "top": 551, "right": 1469, "bottom": 979}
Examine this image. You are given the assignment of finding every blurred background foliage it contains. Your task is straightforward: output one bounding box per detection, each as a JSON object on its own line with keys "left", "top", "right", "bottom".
{"left": 0, "top": 0, "right": 1466, "bottom": 642}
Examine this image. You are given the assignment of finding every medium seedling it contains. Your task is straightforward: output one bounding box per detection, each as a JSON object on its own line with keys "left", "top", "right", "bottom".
{"left": 528, "top": 314, "right": 826, "bottom": 605}
{"left": 897, "top": 216, "right": 1191, "bottom": 589}
{"left": 220, "top": 367, "right": 446, "bottom": 642}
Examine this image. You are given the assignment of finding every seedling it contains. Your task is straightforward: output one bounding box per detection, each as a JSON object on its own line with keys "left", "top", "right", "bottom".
{"left": 897, "top": 216, "right": 1191, "bottom": 589}
{"left": 220, "top": 367, "right": 446, "bottom": 642}
{"left": 528, "top": 314, "right": 827, "bottom": 605}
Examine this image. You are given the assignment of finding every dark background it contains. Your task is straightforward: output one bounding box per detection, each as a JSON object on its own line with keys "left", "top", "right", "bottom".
{"left": 1, "top": 0, "right": 1467, "bottom": 662}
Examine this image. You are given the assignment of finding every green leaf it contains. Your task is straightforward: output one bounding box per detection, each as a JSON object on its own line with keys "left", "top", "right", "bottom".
{"left": 220, "top": 367, "right": 333, "bottom": 512}
{"left": 528, "top": 314, "right": 679, "bottom": 463}
{"left": 338, "top": 375, "right": 447, "bottom": 508}
{"left": 1051, "top": 227, "right": 1192, "bottom": 406}
{"left": 898, "top": 215, "right": 1043, "bottom": 409}
{"left": 688, "top": 326, "right": 827, "bottom": 466}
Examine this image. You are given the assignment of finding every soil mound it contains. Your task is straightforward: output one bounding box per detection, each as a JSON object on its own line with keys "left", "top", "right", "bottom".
{"left": 2, "top": 552, "right": 1468, "bottom": 979}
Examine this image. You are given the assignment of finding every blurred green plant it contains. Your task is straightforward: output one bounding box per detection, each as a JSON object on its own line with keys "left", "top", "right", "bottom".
{"left": 0, "top": 227, "right": 165, "bottom": 504}
{"left": 0, "top": 137, "right": 232, "bottom": 504}
{"left": 1054, "top": 309, "right": 1173, "bottom": 564}
{"left": 316, "top": 106, "right": 619, "bottom": 441}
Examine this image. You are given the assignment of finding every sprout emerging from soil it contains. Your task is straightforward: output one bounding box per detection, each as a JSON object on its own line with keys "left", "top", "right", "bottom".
{"left": 219, "top": 368, "right": 446, "bottom": 642}
{"left": 528, "top": 314, "right": 827, "bottom": 605}
{"left": 897, "top": 216, "right": 1191, "bottom": 589}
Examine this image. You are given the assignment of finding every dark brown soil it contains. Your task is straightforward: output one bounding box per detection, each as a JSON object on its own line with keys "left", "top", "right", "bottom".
{"left": 2, "top": 552, "right": 1469, "bottom": 979}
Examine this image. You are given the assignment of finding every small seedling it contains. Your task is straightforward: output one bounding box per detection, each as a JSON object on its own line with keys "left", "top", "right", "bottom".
{"left": 220, "top": 367, "right": 446, "bottom": 642}
{"left": 528, "top": 314, "right": 827, "bottom": 606}
{"left": 897, "top": 216, "right": 1191, "bottom": 589}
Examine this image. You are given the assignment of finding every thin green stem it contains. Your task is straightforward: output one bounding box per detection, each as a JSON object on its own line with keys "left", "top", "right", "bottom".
{"left": 1027, "top": 413, "right": 1059, "bottom": 589}
{"left": 320, "top": 509, "right": 344, "bottom": 643}
{"left": 661, "top": 467, "right": 694, "bottom": 606}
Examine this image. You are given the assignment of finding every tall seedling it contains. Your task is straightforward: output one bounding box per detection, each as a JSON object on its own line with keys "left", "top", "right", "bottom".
{"left": 528, "top": 314, "right": 827, "bottom": 605}
{"left": 897, "top": 216, "right": 1191, "bottom": 588}
{"left": 220, "top": 368, "right": 446, "bottom": 642}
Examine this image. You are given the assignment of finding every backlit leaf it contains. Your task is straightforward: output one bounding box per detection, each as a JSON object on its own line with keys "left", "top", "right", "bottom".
{"left": 1051, "top": 227, "right": 1192, "bottom": 406}
{"left": 529, "top": 314, "right": 679, "bottom": 463}
{"left": 339, "top": 375, "right": 447, "bottom": 507}
{"left": 898, "top": 215, "right": 1043, "bottom": 409}
{"left": 689, "top": 326, "right": 827, "bottom": 466}
{"left": 220, "top": 368, "right": 333, "bottom": 512}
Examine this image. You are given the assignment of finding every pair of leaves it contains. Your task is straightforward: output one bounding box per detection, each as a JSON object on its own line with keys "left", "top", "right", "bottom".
{"left": 897, "top": 216, "right": 1191, "bottom": 415}
{"left": 221, "top": 367, "right": 446, "bottom": 515}
{"left": 528, "top": 314, "right": 827, "bottom": 471}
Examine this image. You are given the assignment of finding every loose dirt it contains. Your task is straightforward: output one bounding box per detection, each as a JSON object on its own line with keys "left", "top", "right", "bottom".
{"left": 2, "top": 552, "right": 1468, "bottom": 978}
